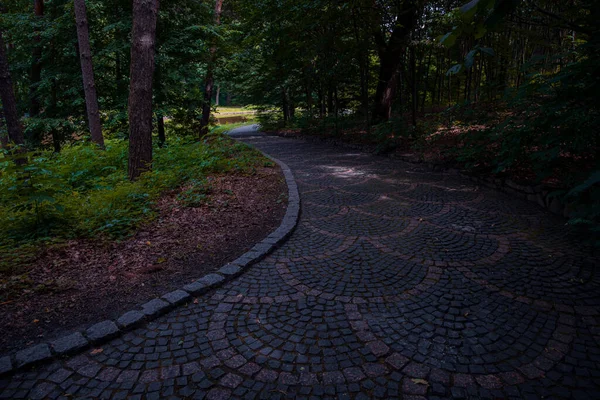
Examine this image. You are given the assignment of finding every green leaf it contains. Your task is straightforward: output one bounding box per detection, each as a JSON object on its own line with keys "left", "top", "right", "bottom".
{"left": 568, "top": 170, "right": 600, "bottom": 197}
{"left": 438, "top": 32, "right": 457, "bottom": 48}
{"left": 460, "top": 0, "right": 480, "bottom": 14}
{"left": 465, "top": 49, "right": 478, "bottom": 69}
{"left": 446, "top": 64, "right": 463, "bottom": 76}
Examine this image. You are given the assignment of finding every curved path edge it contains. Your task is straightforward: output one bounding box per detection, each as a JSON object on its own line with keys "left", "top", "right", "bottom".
{"left": 0, "top": 145, "right": 300, "bottom": 378}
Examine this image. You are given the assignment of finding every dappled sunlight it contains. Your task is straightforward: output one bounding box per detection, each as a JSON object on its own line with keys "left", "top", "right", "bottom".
{"left": 320, "top": 165, "right": 367, "bottom": 179}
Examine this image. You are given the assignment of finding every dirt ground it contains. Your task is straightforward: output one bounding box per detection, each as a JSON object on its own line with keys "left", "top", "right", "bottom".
{"left": 0, "top": 166, "right": 287, "bottom": 355}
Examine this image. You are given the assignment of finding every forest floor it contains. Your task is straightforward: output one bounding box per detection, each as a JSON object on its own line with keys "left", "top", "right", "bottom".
{"left": 0, "top": 165, "right": 287, "bottom": 355}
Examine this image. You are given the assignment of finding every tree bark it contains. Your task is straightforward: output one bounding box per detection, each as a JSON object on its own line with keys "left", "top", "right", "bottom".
{"left": 372, "top": 1, "right": 420, "bottom": 122}
{"left": 74, "top": 0, "right": 105, "bottom": 148}
{"left": 215, "top": 85, "right": 220, "bottom": 106}
{"left": 157, "top": 114, "right": 165, "bottom": 147}
{"left": 0, "top": 30, "right": 24, "bottom": 147}
{"left": 128, "top": 0, "right": 159, "bottom": 181}
{"left": 199, "top": 0, "right": 224, "bottom": 137}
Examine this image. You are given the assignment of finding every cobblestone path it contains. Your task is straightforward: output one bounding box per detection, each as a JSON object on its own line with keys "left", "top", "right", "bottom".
{"left": 2, "top": 127, "right": 599, "bottom": 399}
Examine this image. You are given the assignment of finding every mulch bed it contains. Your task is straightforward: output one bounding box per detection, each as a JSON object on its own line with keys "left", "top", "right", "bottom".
{"left": 0, "top": 166, "right": 287, "bottom": 355}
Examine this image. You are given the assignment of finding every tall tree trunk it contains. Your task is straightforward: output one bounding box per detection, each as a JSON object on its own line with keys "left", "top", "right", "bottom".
{"left": 199, "top": 0, "right": 224, "bottom": 137}
{"left": 281, "top": 86, "right": 289, "bottom": 125}
{"left": 0, "top": 109, "right": 7, "bottom": 148}
{"left": 410, "top": 46, "right": 417, "bottom": 126}
{"left": 29, "top": 0, "right": 43, "bottom": 118}
{"left": 215, "top": 85, "right": 220, "bottom": 106}
{"left": 50, "top": 78, "right": 60, "bottom": 152}
{"left": 116, "top": 52, "right": 124, "bottom": 97}
{"left": 74, "top": 0, "right": 105, "bottom": 148}
{"left": 327, "top": 84, "right": 334, "bottom": 115}
{"left": 157, "top": 114, "right": 165, "bottom": 148}
{"left": 0, "top": 30, "right": 24, "bottom": 147}
{"left": 372, "top": 1, "right": 420, "bottom": 122}
{"left": 128, "top": 0, "right": 159, "bottom": 181}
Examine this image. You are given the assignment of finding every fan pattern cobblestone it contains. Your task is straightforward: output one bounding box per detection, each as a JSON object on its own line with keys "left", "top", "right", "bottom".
{"left": 1, "top": 129, "right": 599, "bottom": 399}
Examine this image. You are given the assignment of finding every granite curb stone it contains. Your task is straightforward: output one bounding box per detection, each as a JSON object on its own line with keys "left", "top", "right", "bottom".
{"left": 0, "top": 357, "right": 11, "bottom": 375}
{"left": 86, "top": 320, "right": 120, "bottom": 343}
{"left": 50, "top": 332, "right": 89, "bottom": 355}
{"left": 140, "top": 298, "right": 171, "bottom": 317}
{"left": 162, "top": 289, "right": 191, "bottom": 305}
{"left": 15, "top": 344, "right": 51, "bottom": 368}
{"left": 0, "top": 144, "right": 300, "bottom": 377}
{"left": 116, "top": 310, "right": 146, "bottom": 330}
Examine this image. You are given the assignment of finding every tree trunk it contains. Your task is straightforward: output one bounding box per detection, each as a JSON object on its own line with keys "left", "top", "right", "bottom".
{"left": 327, "top": 85, "right": 334, "bottom": 116}
{"left": 0, "top": 30, "right": 24, "bottom": 147}
{"left": 199, "top": 0, "right": 224, "bottom": 137}
{"left": 281, "top": 86, "right": 289, "bottom": 125}
{"left": 50, "top": 78, "right": 61, "bottom": 152}
{"left": 128, "top": 0, "right": 159, "bottom": 181}
{"left": 74, "top": 0, "right": 105, "bottom": 148}
{"left": 29, "top": 0, "right": 43, "bottom": 118}
{"left": 372, "top": 1, "right": 420, "bottom": 122}
{"left": 215, "top": 85, "right": 220, "bottom": 106}
{"left": 410, "top": 46, "right": 417, "bottom": 126}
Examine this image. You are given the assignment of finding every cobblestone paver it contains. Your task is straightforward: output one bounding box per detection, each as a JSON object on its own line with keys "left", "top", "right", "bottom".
{"left": 2, "top": 127, "right": 599, "bottom": 399}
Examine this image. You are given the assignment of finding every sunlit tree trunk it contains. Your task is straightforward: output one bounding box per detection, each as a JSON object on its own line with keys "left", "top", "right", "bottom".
{"left": 128, "top": 0, "right": 159, "bottom": 180}
{"left": 74, "top": 0, "right": 105, "bottom": 148}
{"left": 372, "top": 1, "right": 420, "bottom": 122}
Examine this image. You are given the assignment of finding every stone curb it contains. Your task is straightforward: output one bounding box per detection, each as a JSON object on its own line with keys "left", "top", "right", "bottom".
{"left": 0, "top": 146, "right": 300, "bottom": 377}
{"left": 274, "top": 132, "right": 570, "bottom": 218}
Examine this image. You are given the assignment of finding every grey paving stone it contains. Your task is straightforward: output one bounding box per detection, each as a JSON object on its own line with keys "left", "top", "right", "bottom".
{"left": 141, "top": 298, "right": 171, "bottom": 317}
{"left": 0, "top": 356, "right": 12, "bottom": 375}
{"left": 198, "top": 273, "right": 225, "bottom": 287}
{"left": 218, "top": 264, "right": 242, "bottom": 277}
{"left": 15, "top": 344, "right": 51, "bottom": 368}
{"left": 182, "top": 280, "right": 209, "bottom": 295}
{"left": 51, "top": 332, "right": 89, "bottom": 355}
{"left": 161, "top": 290, "right": 191, "bottom": 305}
{"left": 86, "top": 320, "right": 119, "bottom": 343}
{"left": 117, "top": 311, "right": 146, "bottom": 329}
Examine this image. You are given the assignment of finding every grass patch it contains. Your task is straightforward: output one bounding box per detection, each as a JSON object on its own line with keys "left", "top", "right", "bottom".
{"left": 214, "top": 106, "right": 255, "bottom": 115}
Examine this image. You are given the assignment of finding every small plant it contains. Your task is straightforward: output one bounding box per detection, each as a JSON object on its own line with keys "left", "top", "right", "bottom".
{"left": 177, "top": 179, "right": 213, "bottom": 207}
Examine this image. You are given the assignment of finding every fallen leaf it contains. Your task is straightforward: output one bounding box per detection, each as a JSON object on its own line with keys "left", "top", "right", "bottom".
{"left": 411, "top": 378, "right": 428, "bottom": 385}
{"left": 90, "top": 348, "right": 104, "bottom": 355}
{"left": 193, "top": 298, "right": 199, "bottom": 304}
{"left": 33, "top": 319, "right": 39, "bottom": 323}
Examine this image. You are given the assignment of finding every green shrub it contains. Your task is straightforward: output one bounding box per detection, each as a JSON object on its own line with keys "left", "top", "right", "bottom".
{"left": 0, "top": 133, "right": 268, "bottom": 269}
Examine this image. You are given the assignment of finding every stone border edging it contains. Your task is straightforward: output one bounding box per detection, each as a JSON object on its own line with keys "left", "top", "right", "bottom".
{"left": 0, "top": 152, "right": 300, "bottom": 378}
{"left": 273, "top": 132, "right": 569, "bottom": 217}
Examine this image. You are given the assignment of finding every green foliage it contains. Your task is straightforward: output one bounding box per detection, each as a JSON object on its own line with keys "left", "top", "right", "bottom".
{"left": 372, "top": 117, "right": 416, "bottom": 155}
{"left": 0, "top": 134, "right": 267, "bottom": 268}
{"left": 176, "top": 178, "right": 213, "bottom": 207}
